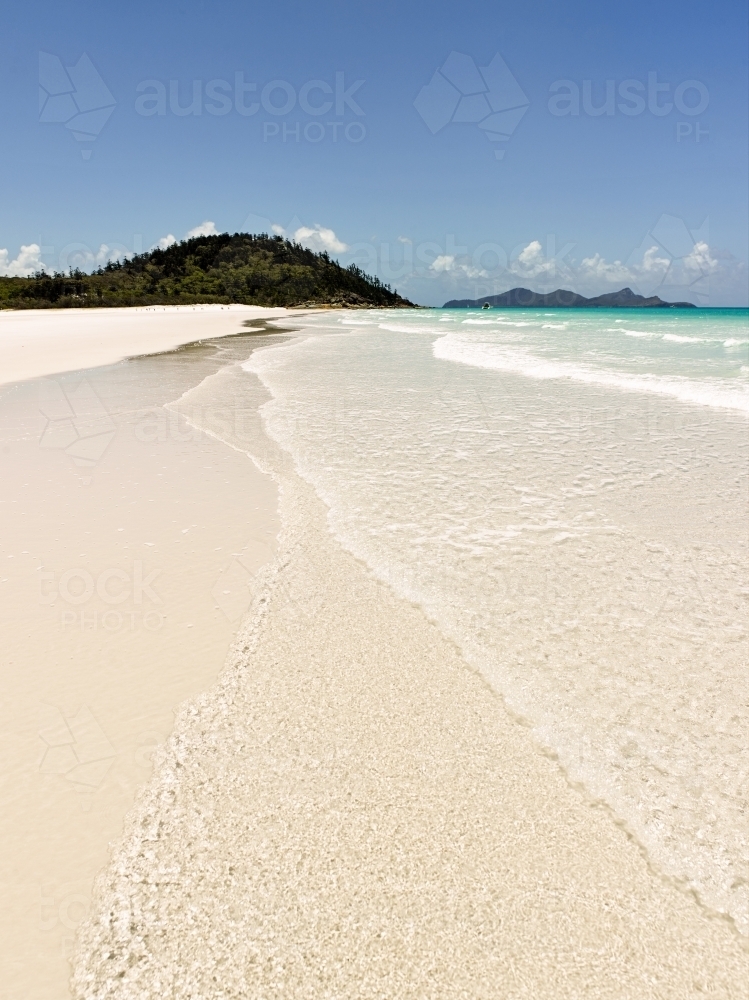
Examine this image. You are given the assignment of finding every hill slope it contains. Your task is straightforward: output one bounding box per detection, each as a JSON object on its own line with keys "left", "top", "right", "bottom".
{"left": 0, "top": 233, "right": 415, "bottom": 310}
{"left": 444, "top": 286, "right": 696, "bottom": 308}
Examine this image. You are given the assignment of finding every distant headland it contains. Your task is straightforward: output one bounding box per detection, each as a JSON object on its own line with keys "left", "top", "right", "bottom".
{"left": 0, "top": 233, "right": 416, "bottom": 310}
{"left": 443, "top": 287, "right": 696, "bottom": 309}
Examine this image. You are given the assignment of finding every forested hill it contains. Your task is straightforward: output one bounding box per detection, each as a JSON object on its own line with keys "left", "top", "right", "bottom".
{"left": 0, "top": 233, "right": 415, "bottom": 310}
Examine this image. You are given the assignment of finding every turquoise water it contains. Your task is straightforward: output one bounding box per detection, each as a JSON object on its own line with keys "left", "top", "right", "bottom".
{"left": 246, "top": 307, "right": 749, "bottom": 932}
{"left": 432, "top": 308, "right": 749, "bottom": 411}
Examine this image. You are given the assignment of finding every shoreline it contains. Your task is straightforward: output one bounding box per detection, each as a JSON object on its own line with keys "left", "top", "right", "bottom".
{"left": 72, "top": 352, "right": 749, "bottom": 995}
{"left": 0, "top": 322, "right": 299, "bottom": 999}
{"left": 0, "top": 303, "right": 416, "bottom": 390}
{"left": 2, "top": 307, "right": 747, "bottom": 997}
{"left": 0, "top": 304, "right": 291, "bottom": 388}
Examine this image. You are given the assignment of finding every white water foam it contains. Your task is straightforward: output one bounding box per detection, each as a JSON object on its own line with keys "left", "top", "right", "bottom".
{"left": 433, "top": 332, "right": 749, "bottom": 412}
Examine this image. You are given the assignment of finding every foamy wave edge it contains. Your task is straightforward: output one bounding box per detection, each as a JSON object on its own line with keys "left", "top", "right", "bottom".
{"left": 433, "top": 333, "right": 749, "bottom": 413}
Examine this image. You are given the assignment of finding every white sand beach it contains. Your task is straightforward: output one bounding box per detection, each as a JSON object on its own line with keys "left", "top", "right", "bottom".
{"left": 1, "top": 307, "right": 747, "bottom": 999}
{"left": 0, "top": 308, "right": 290, "bottom": 998}
{"left": 0, "top": 304, "right": 288, "bottom": 387}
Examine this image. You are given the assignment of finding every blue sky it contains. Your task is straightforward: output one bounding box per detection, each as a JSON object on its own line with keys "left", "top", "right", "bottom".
{"left": 1, "top": 0, "right": 747, "bottom": 305}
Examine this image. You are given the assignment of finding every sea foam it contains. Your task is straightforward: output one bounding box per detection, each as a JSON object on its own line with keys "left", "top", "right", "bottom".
{"left": 433, "top": 332, "right": 749, "bottom": 412}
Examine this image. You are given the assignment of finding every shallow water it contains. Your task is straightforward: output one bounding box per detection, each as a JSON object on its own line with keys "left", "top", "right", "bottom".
{"left": 70, "top": 311, "right": 749, "bottom": 998}
{"left": 245, "top": 307, "right": 749, "bottom": 933}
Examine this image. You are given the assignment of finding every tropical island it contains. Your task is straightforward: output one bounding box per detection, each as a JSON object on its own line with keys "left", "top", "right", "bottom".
{"left": 444, "top": 287, "right": 697, "bottom": 308}
{"left": 0, "top": 233, "right": 414, "bottom": 310}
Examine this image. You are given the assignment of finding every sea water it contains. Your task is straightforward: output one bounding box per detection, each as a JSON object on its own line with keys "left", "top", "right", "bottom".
{"left": 245, "top": 307, "right": 749, "bottom": 933}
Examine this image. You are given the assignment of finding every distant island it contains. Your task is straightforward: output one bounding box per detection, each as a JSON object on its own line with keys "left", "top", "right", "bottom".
{"left": 0, "top": 233, "right": 415, "bottom": 310}
{"left": 444, "top": 287, "right": 696, "bottom": 308}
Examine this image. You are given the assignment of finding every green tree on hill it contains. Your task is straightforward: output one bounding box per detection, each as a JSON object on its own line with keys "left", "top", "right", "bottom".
{"left": 0, "top": 233, "right": 415, "bottom": 310}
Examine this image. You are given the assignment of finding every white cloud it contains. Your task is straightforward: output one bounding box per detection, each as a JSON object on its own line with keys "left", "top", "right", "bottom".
{"left": 0, "top": 241, "right": 134, "bottom": 276}
{"left": 0, "top": 243, "right": 45, "bottom": 277}
{"left": 517, "top": 240, "right": 544, "bottom": 267}
{"left": 508, "top": 240, "right": 568, "bottom": 282}
{"left": 683, "top": 241, "right": 719, "bottom": 275}
{"left": 461, "top": 264, "right": 489, "bottom": 280}
{"left": 55, "top": 243, "right": 131, "bottom": 271}
{"left": 292, "top": 224, "right": 348, "bottom": 254}
{"left": 397, "top": 236, "right": 412, "bottom": 244}
{"left": 577, "top": 252, "right": 641, "bottom": 283}
{"left": 640, "top": 246, "right": 671, "bottom": 276}
{"left": 499, "top": 239, "right": 743, "bottom": 301}
{"left": 151, "top": 221, "right": 219, "bottom": 251}
{"left": 96, "top": 244, "right": 121, "bottom": 266}
{"left": 185, "top": 220, "right": 218, "bottom": 239}
{"left": 430, "top": 254, "right": 488, "bottom": 280}
{"left": 273, "top": 222, "right": 348, "bottom": 254}
{"left": 416, "top": 234, "right": 747, "bottom": 305}
{"left": 431, "top": 254, "right": 455, "bottom": 273}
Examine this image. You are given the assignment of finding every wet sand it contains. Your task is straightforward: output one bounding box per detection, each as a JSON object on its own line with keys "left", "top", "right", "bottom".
{"left": 0, "top": 324, "right": 291, "bottom": 999}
